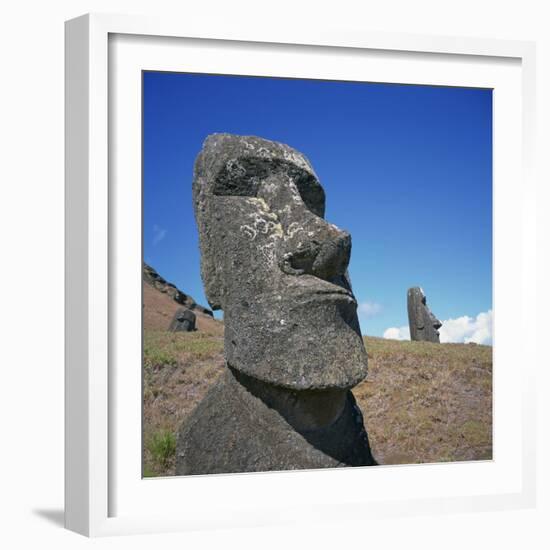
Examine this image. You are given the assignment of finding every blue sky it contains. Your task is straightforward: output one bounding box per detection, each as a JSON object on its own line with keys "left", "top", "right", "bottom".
{"left": 143, "top": 72, "right": 492, "bottom": 340}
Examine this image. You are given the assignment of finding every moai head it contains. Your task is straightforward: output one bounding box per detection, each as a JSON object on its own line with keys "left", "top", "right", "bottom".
{"left": 407, "top": 287, "right": 442, "bottom": 343}
{"left": 169, "top": 308, "right": 196, "bottom": 332}
{"left": 192, "top": 134, "right": 368, "bottom": 390}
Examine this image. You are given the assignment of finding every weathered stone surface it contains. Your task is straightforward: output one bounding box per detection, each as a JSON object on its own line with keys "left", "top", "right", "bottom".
{"left": 169, "top": 308, "right": 196, "bottom": 332}
{"left": 407, "top": 287, "right": 442, "bottom": 343}
{"left": 176, "top": 368, "right": 376, "bottom": 475}
{"left": 177, "top": 133, "right": 376, "bottom": 474}
{"left": 192, "top": 133, "right": 368, "bottom": 390}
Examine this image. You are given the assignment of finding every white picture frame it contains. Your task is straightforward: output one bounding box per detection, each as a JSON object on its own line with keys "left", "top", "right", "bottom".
{"left": 65, "top": 12, "right": 537, "bottom": 537}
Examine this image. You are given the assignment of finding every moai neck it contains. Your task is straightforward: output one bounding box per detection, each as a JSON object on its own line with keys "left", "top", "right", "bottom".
{"left": 229, "top": 366, "right": 348, "bottom": 432}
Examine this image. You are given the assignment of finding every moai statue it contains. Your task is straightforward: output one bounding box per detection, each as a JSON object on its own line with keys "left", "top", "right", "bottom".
{"left": 407, "top": 287, "right": 442, "bottom": 343}
{"left": 176, "top": 134, "right": 376, "bottom": 475}
{"left": 169, "top": 307, "right": 196, "bottom": 332}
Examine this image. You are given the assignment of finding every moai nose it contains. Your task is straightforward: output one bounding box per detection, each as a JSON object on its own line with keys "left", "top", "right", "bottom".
{"left": 257, "top": 172, "right": 351, "bottom": 282}
{"left": 281, "top": 230, "right": 351, "bottom": 281}
{"left": 427, "top": 309, "right": 442, "bottom": 330}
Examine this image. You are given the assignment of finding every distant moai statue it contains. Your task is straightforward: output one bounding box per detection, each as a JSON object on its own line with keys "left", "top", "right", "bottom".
{"left": 169, "top": 308, "right": 196, "bottom": 332}
{"left": 176, "top": 134, "right": 376, "bottom": 475}
{"left": 407, "top": 287, "right": 442, "bottom": 343}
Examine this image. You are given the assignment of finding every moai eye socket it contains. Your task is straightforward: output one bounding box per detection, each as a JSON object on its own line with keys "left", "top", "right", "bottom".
{"left": 292, "top": 171, "right": 325, "bottom": 218}
{"left": 212, "top": 157, "right": 325, "bottom": 218}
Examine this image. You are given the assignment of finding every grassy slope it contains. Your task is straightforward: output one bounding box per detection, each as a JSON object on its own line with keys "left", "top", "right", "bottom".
{"left": 355, "top": 337, "right": 492, "bottom": 465}
{"left": 143, "top": 280, "right": 224, "bottom": 335}
{"left": 143, "top": 331, "right": 492, "bottom": 476}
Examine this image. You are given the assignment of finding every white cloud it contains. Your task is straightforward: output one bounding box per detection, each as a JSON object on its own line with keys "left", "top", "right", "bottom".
{"left": 383, "top": 325, "right": 410, "bottom": 340}
{"left": 383, "top": 309, "right": 493, "bottom": 345}
{"left": 439, "top": 309, "right": 493, "bottom": 345}
{"left": 152, "top": 224, "right": 167, "bottom": 245}
{"left": 358, "top": 301, "right": 382, "bottom": 318}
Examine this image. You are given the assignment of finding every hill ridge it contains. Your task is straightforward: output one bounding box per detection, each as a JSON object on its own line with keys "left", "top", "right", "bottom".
{"left": 143, "top": 263, "right": 223, "bottom": 335}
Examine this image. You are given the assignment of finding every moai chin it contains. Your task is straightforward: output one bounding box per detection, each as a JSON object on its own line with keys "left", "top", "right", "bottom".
{"left": 176, "top": 134, "right": 376, "bottom": 475}
{"left": 407, "top": 287, "right": 442, "bottom": 343}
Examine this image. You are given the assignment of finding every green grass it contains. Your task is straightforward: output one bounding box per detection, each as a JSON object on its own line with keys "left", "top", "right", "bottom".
{"left": 146, "top": 430, "right": 177, "bottom": 470}
{"left": 143, "top": 330, "right": 224, "bottom": 370}
{"left": 142, "top": 465, "right": 156, "bottom": 478}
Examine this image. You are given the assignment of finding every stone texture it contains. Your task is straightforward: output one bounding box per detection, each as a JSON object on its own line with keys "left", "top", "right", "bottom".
{"left": 169, "top": 307, "right": 196, "bottom": 332}
{"left": 192, "top": 133, "right": 368, "bottom": 390}
{"left": 407, "top": 287, "right": 442, "bottom": 343}
{"left": 177, "top": 133, "right": 376, "bottom": 474}
{"left": 176, "top": 368, "right": 375, "bottom": 475}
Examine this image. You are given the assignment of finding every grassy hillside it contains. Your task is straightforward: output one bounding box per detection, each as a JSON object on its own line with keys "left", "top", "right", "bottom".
{"left": 143, "top": 331, "right": 492, "bottom": 477}
{"left": 143, "top": 280, "right": 224, "bottom": 335}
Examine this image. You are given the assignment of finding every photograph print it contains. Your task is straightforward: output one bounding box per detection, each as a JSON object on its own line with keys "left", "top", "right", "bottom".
{"left": 142, "top": 72, "right": 492, "bottom": 477}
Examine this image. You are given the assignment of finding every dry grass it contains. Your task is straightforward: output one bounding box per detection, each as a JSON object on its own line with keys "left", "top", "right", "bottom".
{"left": 143, "top": 330, "right": 225, "bottom": 477}
{"left": 143, "top": 281, "right": 224, "bottom": 335}
{"left": 355, "top": 336, "right": 492, "bottom": 465}
{"left": 143, "top": 332, "right": 492, "bottom": 476}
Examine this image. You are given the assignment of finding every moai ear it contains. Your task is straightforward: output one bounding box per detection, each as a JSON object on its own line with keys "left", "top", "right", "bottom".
{"left": 415, "top": 294, "right": 425, "bottom": 330}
